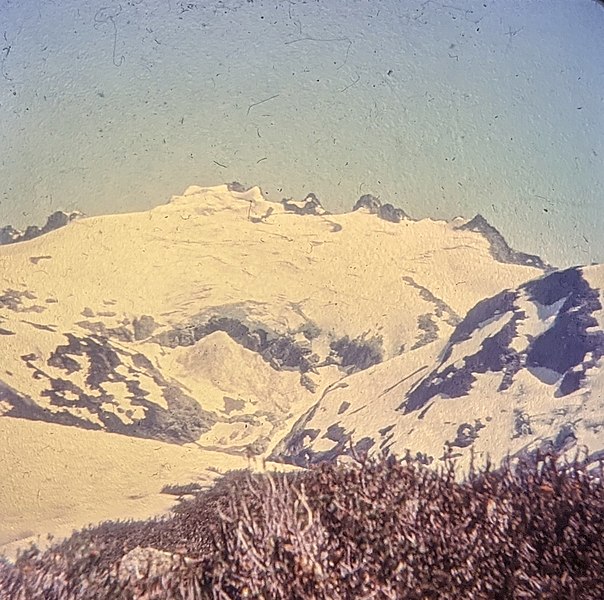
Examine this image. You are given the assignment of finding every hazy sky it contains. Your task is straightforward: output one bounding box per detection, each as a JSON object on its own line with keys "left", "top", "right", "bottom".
{"left": 0, "top": 0, "right": 602, "bottom": 267}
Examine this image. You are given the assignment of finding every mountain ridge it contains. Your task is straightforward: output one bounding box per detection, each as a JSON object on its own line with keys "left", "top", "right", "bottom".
{"left": 1, "top": 183, "right": 552, "bottom": 271}
{"left": 272, "top": 264, "right": 604, "bottom": 473}
{"left": 0, "top": 183, "right": 599, "bottom": 559}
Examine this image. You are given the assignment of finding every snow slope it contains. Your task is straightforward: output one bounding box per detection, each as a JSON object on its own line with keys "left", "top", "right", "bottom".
{"left": 0, "top": 183, "right": 561, "bottom": 556}
{"left": 273, "top": 265, "right": 604, "bottom": 474}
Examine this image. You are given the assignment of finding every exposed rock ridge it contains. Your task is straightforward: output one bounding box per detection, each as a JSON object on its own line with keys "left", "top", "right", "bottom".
{"left": 153, "top": 312, "right": 384, "bottom": 376}
{"left": 282, "top": 193, "right": 328, "bottom": 216}
{"left": 1, "top": 331, "right": 216, "bottom": 443}
{"left": 271, "top": 264, "right": 604, "bottom": 471}
{"left": 352, "top": 194, "right": 410, "bottom": 223}
{"left": 402, "top": 266, "right": 604, "bottom": 414}
{"left": 457, "top": 214, "right": 550, "bottom": 270}
{"left": 0, "top": 211, "right": 82, "bottom": 245}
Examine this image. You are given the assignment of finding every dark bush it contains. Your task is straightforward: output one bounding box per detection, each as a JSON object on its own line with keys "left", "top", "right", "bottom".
{"left": 1, "top": 453, "right": 603, "bottom": 599}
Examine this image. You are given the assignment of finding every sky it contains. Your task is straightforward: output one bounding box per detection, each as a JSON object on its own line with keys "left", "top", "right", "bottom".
{"left": 0, "top": 0, "right": 602, "bottom": 267}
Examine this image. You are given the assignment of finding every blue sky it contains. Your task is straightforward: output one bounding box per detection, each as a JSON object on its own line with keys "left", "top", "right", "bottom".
{"left": 0, "top": 0, "right": 602, "bottom": 266}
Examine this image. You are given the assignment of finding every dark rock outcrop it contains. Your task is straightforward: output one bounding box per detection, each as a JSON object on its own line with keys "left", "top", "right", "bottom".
{"left": 457, "top": 214, "right": 549, "bottom": 269}
{"left": 0, "top": 210, "right": 82, "bottom": 245}
{"left": 1, "top": 332, "right": 216, "bottom": 444}
{"left": 329, "top": 333, "right": 384, "bottom": 372}
{"left": 523, "top": 268, "right": 604, "bottom": 395}
{"left": 227, "top": 181, "right": 249, "bottom": 193}
{"left": 353, "top": 194, "right": 382, "bottom": 213}
{"left": 0, "top": 224, "right": 20, "bottom": 244}
{"left": 282, "top": 193, "right": 327, "bottom": 216}
{"left": 155, "top": 315, "right": 320, "bottom": 374}
{"left": 353, "top": 194, "right": 410, "bottom": 223}
{"left": 132, "top": 315, "right": 158, "bottom": 341}
{"left": 401, "top": 266, "right": 604, "bottom": 414}
{"left": 379, "top": 203, "right": 408, "bottom": 223}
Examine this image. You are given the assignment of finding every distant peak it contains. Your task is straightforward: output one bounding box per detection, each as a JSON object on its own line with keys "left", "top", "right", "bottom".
{"left": 352, "top": 194, "right": 411, "bottom": 223}
{"left": 458, "top": 213, "right": 550, "bottom": 270}
{"left": 226, "top": 181, "right": 250, "bottom": 194}
{"left": 282, "top": 193, "right": 328, "bottom": 216}
{"left": 0, "top": 210, "right": 82, "bottom": 246}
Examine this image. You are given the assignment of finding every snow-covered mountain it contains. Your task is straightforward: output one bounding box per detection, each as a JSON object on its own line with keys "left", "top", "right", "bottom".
{"left": 1, "top": 182, "right": 598, "bottom": 557}
{"left": 0, "top": 183, "right": 545, "bottom": 451}
{"left": 272, "top": 264, "right": 604, "bottom": 473}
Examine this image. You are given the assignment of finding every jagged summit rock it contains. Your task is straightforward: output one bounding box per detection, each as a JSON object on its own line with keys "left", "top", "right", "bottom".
{"left": 352, "top": 193, "right": 410, "bottom": 223}
{"left": 457, "top": 213, "right": 550, "bottom": 270}
{"left": 0, "top": 210, "right": 82, "bottom": 245}
{"left": 353, "top": 194, "right": 382, "bottom": 213}
{"left": 282, "top": 192, "right": 328, "bottom": 216}
{"left": 226, "top": 181, "right": 250, "bottom": 193}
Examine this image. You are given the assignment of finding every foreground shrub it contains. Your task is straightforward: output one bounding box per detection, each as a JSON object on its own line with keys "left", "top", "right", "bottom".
{"left": 1, "top": 452, "right": 603, "bottom": 599}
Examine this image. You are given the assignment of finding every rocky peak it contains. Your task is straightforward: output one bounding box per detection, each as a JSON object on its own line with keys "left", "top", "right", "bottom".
{"left": 352, "top": 194, "right": 410, "bottom": 223}
{"left": 457, "top": 214, "right": 549, "bottom": 270}
{"left": 0, "top": 210, "right": 83, "bottom": 245}
{"left": 282, "top": 193, "right": 327, "bottom": 216}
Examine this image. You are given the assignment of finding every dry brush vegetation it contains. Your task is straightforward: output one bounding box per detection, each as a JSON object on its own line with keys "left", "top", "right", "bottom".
{"left": 1, "top": 450, "right": 603, "bottom": 599}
